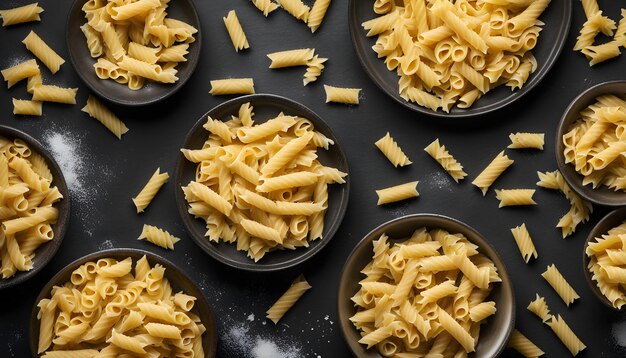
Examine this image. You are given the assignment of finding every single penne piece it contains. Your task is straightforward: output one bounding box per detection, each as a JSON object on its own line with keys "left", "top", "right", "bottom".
{"left": 508, "top": 132, "right": 545, "bottom": 150}
{"left": 22, "top": 31, "right": 65, "bottom": 74}
{"left": 209, "top": 78, "right": 255, "bottom": 95}
{"left": 81, "top": 95, "right": 129, "bottom": 139}
{"left": 132, "top": 167, "right": 169, "bottom": 213}
{"left": 424, "top": 139, "right": 467, "bottom": 183}
{"left": 374, "top": 132, "right": 411, "bottom": 167}
{"left": 12, "top": 99, "right": 42, "bottom": 116}
{"left": 307, "top": 0, "right": 331, "bottom": 33}
{"left": 472, "top": 151, "right": 514, "bottom": 195}
{"left": 138, "top": 224, "right": 180, "bottom": 250}
{"left": 542, "top": 264, "right": 580, "bottom": 306}
{"left": 510, "top": 223, "right": 538, "bottom": 263}
{"left": 267, "top": 48, "right": 314, "bottom": 68}
{"left": 32, "top": 85, "right": 77, "bottom": 104}
{"left": 324, "top": 84, "right": 361, "bottom": 105}
{"left": 0, "top": 3, "right": 44, "bottom": 27}
{"left": 223, "top": 10, "right": 249, "bottom": 52}
{"left": 266, "top": 274, "right": 311, "bottom": 323}
{"left": 375, "top": 181, "right": 419, "bottom": 205}
{"left": 494, "top": 189, "right": 536, "bottom": 208}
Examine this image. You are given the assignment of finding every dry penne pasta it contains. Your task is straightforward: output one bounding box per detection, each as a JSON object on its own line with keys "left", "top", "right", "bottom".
{"left": 542, "top": 264, "right": 580, "bottom": 307}
{"left": 374, "top": 132, "right": 411, "bottom": 167}
{"left": 509, "top": 132, "right": 545, "bottom": 150}
{"left": 223, "top": 10, "right": 249, "bottom": 52}
{"left": 546, "top": 315, "right": 586, "bottom": 356}
{"left": 527, "top": 294, "right": 551, "bottom": 322}
{"left": 81, "top": 95, "right": 129, "bottom": 139}
{"left": 132, "top": 168, "right": 169, "bottom": 213}
{"left": 1, "top": 59, "right": 40, "bottom": 88}
{"left": 12, "top": 99, "right": 42, "bottom": 116}
{"left": 0, "top": 3, "right": 44, "bottom": 26}
{"left": 32, "top": 85, "right": 77, "bottom": 104}
{"left": 472, "top": 151, "right": 513, "bottom": 195}
{"left": 209, "top": 78, "right": 255, "bottom": 95}
{"left": 507, "top": 329, "right": 545, "bottom": 358}
{"left": 266, "top": 274, "right": 311, "bottom": 323}
{"left": 277, "top": 0, "right": 310, "bottom": 23}
{"left": 375, "top": 181, "right": 419, "bottom": 205}
{"left": 510, "top": 223, "right": 538, "bottom": 263}
{"left": 424, "top": 138, "right": 467, "bottom": 183}
{"left": 138, "top": 224, "right": 180, "bottom": 250}
{"left": 494, "top": 189, "right": 536, "bottom": 208}
{"left": 267, "top": 48, "right": 315, "bottom": 68}
{"left": 307, "top": 0, "right": 331, "bottom": 33}
{"left": 22, "top": 31, "right": 65, "bottom": 74}
{"left": 250, "top": 0, "right": 278, "bottom": 17}
{"left": 303, "top": 55, "right": 327, "bottom": 86}
{"left": 324, "top": 84, "right": 361, "bottom": 105}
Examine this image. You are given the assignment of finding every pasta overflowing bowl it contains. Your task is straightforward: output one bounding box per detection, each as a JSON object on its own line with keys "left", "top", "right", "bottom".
{"left": 175, "top": 94, "right": 350, "bottom": 271}
{"left": 29, "top": 248, "right": 218, "bottom": 356}
{"left": 348, "top": 0, "right": 571, "bottom": 118}
{"left": 66, "top": 0, "right": 201, "bottom": 106}
{"left": 556, "top": 80, "right": 626, "bottom": 206}
{"left": 337, "top": 214, "right": 514, "bottom": 357}
{"left": 0, "top": 125, "right": 70, "bottom": 291}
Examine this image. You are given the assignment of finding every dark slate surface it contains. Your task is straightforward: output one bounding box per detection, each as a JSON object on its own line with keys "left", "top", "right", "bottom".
{"left": 0, "top": 0, "right": 625, "bottom": 357}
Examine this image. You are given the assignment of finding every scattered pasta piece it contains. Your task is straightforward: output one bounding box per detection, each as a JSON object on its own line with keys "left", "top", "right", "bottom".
{"left": 361, "top": 0, "right": 549, "bottom": 111}
{"left": 1, "top": 59, "right": 39, "bottom": 88}
{"left": 542, "top": 264, "right": 580, "bottom": 307}
{"left": 81, "top": 95, "right": 129, "bottom": 139}
{"left": 307, "top": 0, "right": 331, "bottom": 33}
{"left": 266, "top": 274, "right": 311, "bottom": 324}
{"left": 181, "top": 102, "right": 346, "bottom": 262}
{"left": 303, "top": 55, "right": 327, "bottom": 86}
{"left": 350, "top": 228, "right": 502, "bottom": 355}
{"left": 536, "top": 171, "right": 592, "bottom": 238}
{"left": 509, "top": 132, "right": 545, "bottom": 150}
{"left": 374, "top": 132, "right": 411, "bottom": 167}
{"left": 527, "top": 294, "right": 551, "bottom": 322}
{"left": 32, "top": 85, "right": 77, "bottom": 104}
{"left": 494, "top": 189, "right": 536, "bottom": 208}
{"left": 507, "top": 329, "right": 545, "bottom": 358}
{"left": 35, "top": 255, "right": 206, "bottom": 355}
{"left": 0, "top": 138, "right": 63, "bottom": 279}
{"left": 250, "top": 0, "right": 278, "bottom": 17}
{"left": 267, "top": 48, "right": 314, "bottom": 68}
{"left": 324, "top": 85, "right": 360, "bottom": 105}
{"left": 22, "top": 31, "right": 65, "bottom": 74}
{"left": 0, "top": 2, "right": 44, "bottom": 26}
{"left": 424, "top": 139, "right": 467, "bottom": 183}
{"left": 12, "top": 99, "right": 42, "bottom": 116}
{"left": 375, "top": 181, "right": 419, "bottom": 205}
{"left": 472, "top": 151, "right": 513, "bottom": 195}
{"left": 138, "top": 224, "right": 180, "bottom": 250}
{"left": 277, "top": 0, "right": 310, "bottom": 23}
{"left": 132, "top": 167, "right": 169, "bottom": 213}
{"left": 223, "top": 10, "right": 249, "bottom": 52}
{"left": 574, "top": 1, "right": 625, "bottom": 66}
{"left": 586, "top": 220, "right": 626, "bottom": 309}
{"left": 510, "top": 223, "right": 538, "bottom": 263}
{"left": 546, "top": 315, "right": 586, "bottom": 356}
{"left": 209, "top": 78, "right": 255, "bottom": 95}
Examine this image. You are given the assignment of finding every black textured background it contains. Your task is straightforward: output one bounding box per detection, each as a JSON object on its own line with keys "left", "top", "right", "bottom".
{"left": 1, "top": 0, "right": 625, "bottom": 357}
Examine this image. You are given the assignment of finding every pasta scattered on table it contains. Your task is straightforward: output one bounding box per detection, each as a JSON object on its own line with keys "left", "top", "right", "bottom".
{"left": 527, "top": 294, "right": 551, "bottom": 322}
{"left": 472, "top": 150, "right": 513, "bottom": 195}
{"left": 249, "top": 0, "right": 278, "bottom": 17}
{"left": 0, "top": 2, "right": 44, "bottom": 27}
{"left": 12, "top": 99, "right": 42, "bottom": 116}
{"left": 375, "top": 180, "right": 419, "bottom": 205}
{"left": 138, "top": 224, "right": 180, "bottom": 250}
{"left": 267, "top": 48, "right": 314, "bottom": 68}
{"left": 266, "top": 274, "right": 311, "bottom": 324}
{"left": 81, "top": 95, "right": 129, "bottom": 139}
{"left": 546, "top": 314, "right": 586, "bottom": 356}
{"left": 0, "top": 138, "right": 63, "bottom": 279}
{"left": 350, "top": 228, "right": 502, "bottom": 355}
{"left": 374, "top": 132, "right": 411, "bottom": 168}
{"left": 424, "top": 138, "right": 467, "bottom": 183}
{"left": 22, "top": 31, "right": 65, "bottom": 74}
{"left": 1, "top": 59, "right": 39, "bottom": 88}
{"left": 277, "top": 0, "right": 310, "bottom": 23}
{"left": 35, "top": 255, "right": 206, "bottom": 355}
{"left": 586, "top": 220, "right": 626, "bottom": 309}
{"left": 303, "top": 55, "right": 327, "bottom": 86}
{"left": 494, "top": 189, "right": 536, "bottom": 208}
{"left": 223, "top": 10, "right": 249, "bottom": 52}
{"left": 509, "top": 132, "right": 545, "bottom": 150}
{"left": 209, "top": 78, "right": 255, "bottom": 95}
{"left": 510, "top": 223, "right": 538, "bottom": 263}
{"left": 324, "top": 85, "right": 360, "bottom": 105}
{"left": 507, "top": 329, "right": 545, "bottom": 358}
{"left": 542, "top": 264, "right": 580, "bottom": 307}
{"left": 133, "top": 167, "right": 169, "bottom": 213}
{"left": 573, "top": 1, "right": 625, "bottom": 66}
{"left": 181, "top": 102, "right": 346, "bottom": 262}
{"left": 307, "top": 0, "right": 331, "bottom": 33}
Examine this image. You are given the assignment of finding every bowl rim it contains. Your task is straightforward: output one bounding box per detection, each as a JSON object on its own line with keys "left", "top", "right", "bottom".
{"left": 555, "top": 80, "right": 626, "bottom": 206}
{"left": 0, "top": 125, "right": 70, "bottom": 291}
{"left": 347, "top": 0, "right": 572, "bottom": 118}
{"left": 65, "top": 0, "right": 202, "bottom": 106}
{"left": 337, "top": 213, "right": 515, "bottom": 358}
{"left": 582, "top": 207, "right": 626, "bottom": 311}
{"left": 174, "top": 93, "right": 351, "bottom": 272}
{"left": 28, "top": 247, "right": 218, "bottom": 357}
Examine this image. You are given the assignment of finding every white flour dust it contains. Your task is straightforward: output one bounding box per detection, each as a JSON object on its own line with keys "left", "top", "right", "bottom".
{"left": 97, "top": 240, "right": 114, "bottom": 250}
{"left": 247, "top": 313, "right": 255, "bottom": 322}
{"left": 425, "top": 170, "right": 454, "bottom": 192}
{"left": 613, "top": 319, "right": 626, "bottom": 348}
{"left": 44, "top": 131, "right": 87, "bottom": 200}
{"left": 222, "top": 323, "right": 302, "bottom": 358}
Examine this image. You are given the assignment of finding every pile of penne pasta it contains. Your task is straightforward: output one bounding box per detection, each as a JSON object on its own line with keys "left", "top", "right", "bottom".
{"left": 81, "top": 0, "right": 197, "bottom": 90}
{"left": 350, "top": 228, "right": 501, "bottom": 356}
{"left": 181, "top": 102, "right": 347, "bottom": 262}
{"left": 362, "top": 0, "right": 549, "bottom": 112}
{"left": 0, "top": 138, "right": 63, "bottom": 279}
{"left": 586, "top": 220, "right": 626, "bottom": 309}
{"left": 36, "top": 256, "right": 206, "bottom": 356}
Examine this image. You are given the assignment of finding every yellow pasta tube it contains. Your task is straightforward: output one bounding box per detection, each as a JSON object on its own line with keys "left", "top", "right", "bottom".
{"left": 138, "top": 224, "right": 180, "bottom": 250}
{"left": 81, "top": 95, "right": 129, "bottom": 139}
{"left": 12, "top": 99, "right": 42, "bottom": 116}
{"left": 374, "top": 132, "right": 412, "bottom": 167}
{"left": 472, "top": 151, "right": 514, "bottom": 195}
{"left": 494, "top": 189, "right": 536, "bottom": 208}
{"left": 510, "top": 223, "right": 538, "bottom": 263}
{"left": 1, "top": 59, "right": 39, "bottom": 88}
{"left": 546, "top": 315, "right": 586, "bottom": 356}
{"left": 250, "top": 0, "right": 278, "bottom": 17}
{"left": 277, "top": 0, "right": 310, "bottom": 22}
{"left": 266, "top": 274, "right": 311, "bottom": 323}
{"left": 424, "top": 139, "right": 467, "bottom": 183}
{"left": 324, "top": 84, "right": 361, "bottom": 105}
{"left": 508, "top": 132, "right": 545, "bottom": 150}
{"left": 209, "top": 78, "right": 255, "bottom": 95}
{"left": 0, "top": 3, "right": 44, "bottom": 26}
{"left": 375, "top": 181, "right": 419, "bottom": 205}
{"left": 109, "top": 0, "right": 160, "bottom": 21}
{"left": 223, "top": 10, "right": 249, "bottom": 52}
{"left": 132, "top": 168, "right": 169, "bottom": 212}
{"left": 542, "top": 264, "right": 579, "bottom": 306}
{"left": 32, "top": 85, "right": 77, "bottom": 104}
{"left": 507, "top": 329, "right": 545, "bottom": 358}
{"left": 22, "top": 31, "right": 65, "bottom": 74}
{"left": 527, "top": 293, "right": 551, "bottom": 322}
{"left": 307, "top": 0, "right": 331, "bottom": 33}
{"left": 267, "top": 48, "right": 314, "bottom": 68}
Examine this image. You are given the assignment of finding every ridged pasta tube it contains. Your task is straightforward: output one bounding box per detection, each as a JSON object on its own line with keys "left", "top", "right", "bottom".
{"left": 472, "top": 151, "right": 513, "bottom": 195}
{"left": 507, "top": 329, "right": 545, "bottom": 358}
{"left": 209, "top": 78, "right": 255, "bottom": 95}
{"left": 22, "top": 31, "right": 65, "bottom": 74}
{"left": 132, "top": 168, "right": 169, "bottom": 213}
{"left": 277, "top": 0, "right": 310, "bottom": 22}
{"left": 508, "top": 132, "right": 545, "bottom": 150}
{"left": 510, "top": 223, "right": 538, "bottom": 263}
{"left": 527, "top": 293, "right": 551, "bottom": 322}
{"left": 138, "top": 224, "right": 180, "bottom": 250}
{"left": 266, "top": 274, "right": 311, "bottom": 323}
{"left": 324, "top": 84, "right": 361, "bottom": 105}
{"left": 494, "top": 189, "right": 536, "bottom": 208}
{"left": 1, "top": 59, "right": 39, "bottom": 88}
{"left": 375, "top": 181, "right": 419, "bottom": 205}
{"left": 250, "top": 0, "right": 278, "bottom": 17}
{"left": 541, "top": 264, "right": 579, "bottom": 306}
{"left": 12, "top": 99, "right": 42, "bottom": 116}
{"left": 267, "top": 48, "right": 314, "bottom": 68}
{"left": 546, "top": 315, "right": 586, "bottom": 356}
{"left": 307, "top": 0, "right": 331, "bottom": 33}
{"left": 0, "top": 3, "right": 44, "bottom": 26}
{"left": 223, "top": 10, "right": 249, "bottom": 52}
{"left": 81, "top": 95, "right": 129, "bottom": 139}
{"left": 32, "top": 85, "right": 77, "bottom": 104}
{"left": 424, "top": 139, "right": 467, "bottom": 183}
{"left": 303, "top": 55, "right": 327, "bottom": 86}
{"left": 374, "top": 132, "right": 412, "bottom": 167}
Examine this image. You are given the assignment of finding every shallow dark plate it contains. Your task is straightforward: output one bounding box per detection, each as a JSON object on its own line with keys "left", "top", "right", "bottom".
{"left": 66, "top": 0, "right": 201, "bottom": 106}
{"left": 338, "top": 214, "right": 515, "bottom": 357}
{"left": 175, "top": 94, "right": 350, "bottom": 271}
{"left": 583, "top": 207, "right": 626, "bottom": 311}
{"left": 29, "top": 248, "right": 218, "bottom": 357}
{"left": 348, "top": 0, "right": 571, "bottom": 118}
{"left": 556, "top": 81, "right": 626, "bottom": 206}
{"left": 0, "top": 125, "right": 70, "bottom": 291}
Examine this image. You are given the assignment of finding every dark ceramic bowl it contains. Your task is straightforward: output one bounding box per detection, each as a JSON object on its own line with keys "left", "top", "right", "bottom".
{"left": 348, "top": 0, "right": 571, "bottom": 118}
{"left": 338, "top": 214, "right": 515, "bottom": 357}
{"left": 582, "top": 207, "right": 626, "bottom": 311}
{"left": 175, "top": 94, "right": 350, "bottom": 271}
{"left": 0, "top": 125, "right": 70, "bottom": 291}
{"left": 29, "top": 248, "right": 218, "bottom": 357}
{"left": 556, "top": 81, "right": 626, "bottom": 206}
{"left": 66, "top": 0, "right": 201, "bottom": 106}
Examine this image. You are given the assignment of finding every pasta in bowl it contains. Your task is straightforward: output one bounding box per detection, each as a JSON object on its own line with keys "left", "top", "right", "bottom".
{"left": 0, "top": 125, "right": 70, "bottom": 291}
{"left": 348, "top": 0, "right": 571, "bottom": 117}
{"left": 66, "top": 0, "right": 201, "bottom": 105}
{"left": 175, "top": 94, "right": 350, "bottom": 271}
{"left": 338, "top": 214, "right": 514, "bottom": 357}
{"left": 29, "top": 248, "right": 218, "bottom": 357}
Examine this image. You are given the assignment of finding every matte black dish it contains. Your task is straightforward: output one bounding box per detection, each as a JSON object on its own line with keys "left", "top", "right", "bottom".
{"left": 348, "top": 0, "right": 571, "bottom": 118}
{"left": 175, "top": 94, "right": 350, "bottom": 271}
{"left": 338, "top": 214, "right": 515, "bottom": 357}
{"left": 556, "top": 81, "right": 626, "bottom": 206}
{"left": 582, "top": 207, "right": 626, "bottom": 311}
{"left": 29, "top": 248, "right": 218, "bottom": 357}
{"left": 0, "top": 125, "right": 70, "bottom": 291}
{"left": 66, "top": 0, "right": 201, "bottom": 106}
